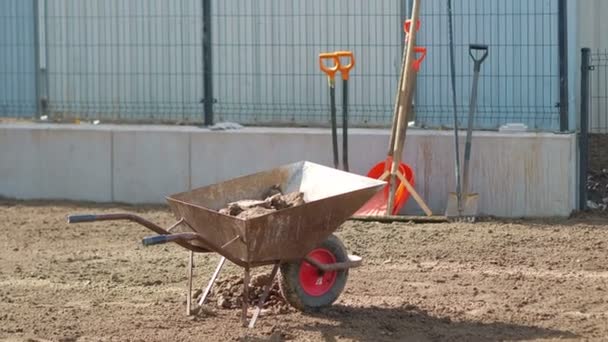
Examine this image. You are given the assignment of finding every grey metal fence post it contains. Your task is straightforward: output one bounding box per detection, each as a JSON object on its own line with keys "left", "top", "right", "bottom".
{"left": 558, "top": 0, "right": 569, "bottom": 132}
{"left": 202, "top": 0, "right": 214, "bottom": 126}
{"left": 33, "top": 0, "right": 41, "bottom": 118}
{"left": 579, "top": 48, "right": 591, "bottom": 210}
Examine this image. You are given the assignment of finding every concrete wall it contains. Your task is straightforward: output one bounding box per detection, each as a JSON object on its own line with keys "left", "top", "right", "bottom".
{"left": 0, "top": 123, "right": 577, "bottom": 218}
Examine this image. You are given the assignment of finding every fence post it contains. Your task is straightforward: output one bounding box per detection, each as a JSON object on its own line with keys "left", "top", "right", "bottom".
{"left": 33, "top": 0, "right": 41, "bottom": 118}
{"left": 579, "top": 48, "right": 591, "bottom": 210}
{"left": 202, "top": 0, "right": 214, "bottom": 125}
{"left": 558, "top": 0, "right": 569, "bottom": 132}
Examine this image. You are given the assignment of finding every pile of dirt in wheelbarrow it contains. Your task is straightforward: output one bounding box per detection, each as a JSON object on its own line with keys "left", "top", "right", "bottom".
{"left": 199, "top": 273, "right": 292, "bottom": 314}
{"left": 218, "top": 185, "right": 305, "bottom": 219}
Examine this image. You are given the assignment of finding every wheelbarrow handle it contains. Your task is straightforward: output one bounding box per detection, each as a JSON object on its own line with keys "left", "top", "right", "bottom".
{"left": 469, "top": 44, "right": 489, "bottom": 70}
{"left": 142, "top": 232, "right": 200, "bottom": 246}
{"left": 67, "top": 213, "right": 168, "bottom": 234}
{"left": 335, "top": 51, "right": 355, "bottom": 80}
{"left": 319, "top": 52, "right": 340, "bottom": 81}
{"left": 68, "top": 214, "right": 98, "bottom": 223}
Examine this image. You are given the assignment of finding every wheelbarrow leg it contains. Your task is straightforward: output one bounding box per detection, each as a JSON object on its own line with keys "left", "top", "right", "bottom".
{"left": 198, "top": 256, "right": 226, "bottom": 306}
{"left": 241, "top": 267, "right": 250, "bottom": 326}
{"left": 248, "top": 263, "right": 280, "bottom": 328}
{"left": 186, "top": 251, "right": 194, "bottom": 315}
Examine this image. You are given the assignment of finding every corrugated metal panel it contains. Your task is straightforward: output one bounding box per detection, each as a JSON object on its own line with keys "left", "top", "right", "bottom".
{"left": 415, "top": 0, "right": 560, "bottom": 130}
{"left": 45, "top": 0, "right": 204, "bottom": 122}
{"left": 0, "top": 0, "right": 37, "bottom": 117}
{"left": 212, "top": 0, "right": 402, "bottom": 126}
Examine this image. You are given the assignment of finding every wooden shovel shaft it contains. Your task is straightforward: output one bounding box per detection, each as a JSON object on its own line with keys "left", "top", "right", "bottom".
{"left": 387, "top": 0, "right": 422, "bottom": 215}
{"left": 387, "top": 35, "right": 410, "bottom": 159}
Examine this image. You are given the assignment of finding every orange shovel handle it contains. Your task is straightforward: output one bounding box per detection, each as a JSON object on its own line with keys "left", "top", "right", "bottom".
{"left": 335, "top": 51, "right": 355, "bottom": 80}
{"left": 319, "top": 52, "right": 339, "bottom": 80}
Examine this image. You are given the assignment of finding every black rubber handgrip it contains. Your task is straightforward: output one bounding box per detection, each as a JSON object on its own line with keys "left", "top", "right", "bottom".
{"left": 142, "top": 235, "right": 171, "bottom": 246}
{"left": 67, "top": 215, "right": 97, "bottom": 223}
{"left": 470, "top": 44, "right": 488, "bottom": 51}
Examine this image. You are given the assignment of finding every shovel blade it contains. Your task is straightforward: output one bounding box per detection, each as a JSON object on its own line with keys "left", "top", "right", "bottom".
{"left": 445, "top": 192, "right": 480, "bottom": 218}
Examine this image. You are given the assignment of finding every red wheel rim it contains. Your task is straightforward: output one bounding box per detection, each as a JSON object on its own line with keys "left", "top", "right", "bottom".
{"left": 299, "top": 248, "right": 337, "bottom": 296}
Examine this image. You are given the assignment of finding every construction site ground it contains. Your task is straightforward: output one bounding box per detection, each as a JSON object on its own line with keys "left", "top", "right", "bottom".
{"left": 1, "top": 200, "right": 607, "bottom": 341}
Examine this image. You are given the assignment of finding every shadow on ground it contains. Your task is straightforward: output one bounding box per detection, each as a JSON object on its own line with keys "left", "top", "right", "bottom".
{"left": 297, "top": 304, "right": 577, "bottom": 342}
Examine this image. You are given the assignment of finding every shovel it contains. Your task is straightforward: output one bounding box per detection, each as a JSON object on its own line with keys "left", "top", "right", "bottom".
{"left": 319, "top": 53, "right": 340, "bottom": 169}
{"left": 336, "top": 51, "right": 355, "bottom": 172}
{"left": 319, "top": 51, "right": 355, "bottom": 171}
{"left": 446, "top": 44, "right": 488, "bottom": 220}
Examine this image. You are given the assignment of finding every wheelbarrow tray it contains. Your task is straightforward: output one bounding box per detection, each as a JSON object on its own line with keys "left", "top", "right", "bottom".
{"left": 166, "top": 161, "right": 385, "bottom": 268}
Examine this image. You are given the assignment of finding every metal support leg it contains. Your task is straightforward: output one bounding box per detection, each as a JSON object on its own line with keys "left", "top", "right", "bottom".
{"left": 241, "top": 267, "right": 250, "bottom": 326}
{"left": 248, "top": 263, "right": 280, "bottom": 328}
{"left": 186, "top": 251, "right": 193, "bottom": 315}
{"left": 198, "top": 256, "right": 226, "bottom": 306}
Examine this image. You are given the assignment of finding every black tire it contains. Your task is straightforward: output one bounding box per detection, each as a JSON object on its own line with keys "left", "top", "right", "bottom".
{"left": 279, "top": 234, "right": 349, "bottom": 311}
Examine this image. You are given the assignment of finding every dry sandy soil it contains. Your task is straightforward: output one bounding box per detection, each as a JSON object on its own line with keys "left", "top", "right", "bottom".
{"left": 1, "top": 200, "right": 607, "bottom": 341}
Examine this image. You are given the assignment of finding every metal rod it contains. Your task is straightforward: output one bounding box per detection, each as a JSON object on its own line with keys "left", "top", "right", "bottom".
{"left": 303, "top": 256, "right": 362, "bottom": 272}
{"left": 330, "top": 83, "right": 339, "bottom": 169}
{"left": 186, "top": 251, "right": 193, "bottom": 315}
{"left": 248, "top": 263, "right": 279, "bottom": 328}
{"left": 241, "top": 267, "right": 250, "bottom": 326}
{"left": 167, "top": 218, "right": 185, "bottom": 232}
{"left": 342, "top": 78, "right": 349, "bottom": 172}
{"left": 579, "top": 48, "right": 591, "bottom": 210}
{"left": 221, "top": 235, "right": 241, "bottom": 249}
{"left": 198, "top": 256, "right": 226, "bottom": 306}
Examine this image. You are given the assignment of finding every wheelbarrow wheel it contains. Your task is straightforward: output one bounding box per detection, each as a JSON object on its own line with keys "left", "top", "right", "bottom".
{"left": 279, "top": 234, "right": 349, "bottom": 311}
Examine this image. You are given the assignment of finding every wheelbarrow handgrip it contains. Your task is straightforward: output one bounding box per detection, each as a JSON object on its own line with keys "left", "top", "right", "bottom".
{"left": 142, "top": 235, "right": 174, "bottom": 246}
{"left": 68, "top": 215, "right": 98, "bottom": 223}
{"left": 142, "top": 232, "right": 199, "bottom": 246}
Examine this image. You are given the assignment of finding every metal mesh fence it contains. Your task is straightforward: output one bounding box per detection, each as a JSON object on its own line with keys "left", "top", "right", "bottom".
{"left": 415, "top": 0, "right": 561, "bottom": 130}
{"left": 212, "top": 1, "right": 402, "bottom": 127}
{"left": 0, "top": 0, "right": 38, "bottom": 117}
{"left": 44, "top": 0, "right": 204, "bottom": 123}
{"left": 589, "top": 50, "right": 608, "bottom": 134}
{"left": 0, "top": 0, "right": 564, "bottom": 130}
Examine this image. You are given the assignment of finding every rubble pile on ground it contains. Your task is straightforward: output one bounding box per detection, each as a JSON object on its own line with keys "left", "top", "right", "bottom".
{"left": 218, "top": 185, "right": 305, "bottom": 219}
{"left": 199, "top": 273, "right": 291, "bottom": 314}
{"left": 587, "top": 168, "right": 608, "bottom": 211}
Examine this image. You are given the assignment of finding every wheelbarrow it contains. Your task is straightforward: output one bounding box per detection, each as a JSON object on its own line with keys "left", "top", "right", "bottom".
{"left": 67, "top": 161, "right": 385, "bottom": 328}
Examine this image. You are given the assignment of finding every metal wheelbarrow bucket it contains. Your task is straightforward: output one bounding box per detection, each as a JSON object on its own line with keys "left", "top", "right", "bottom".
{"left": 68, "top": 161, "right": 385, "bottom": 327}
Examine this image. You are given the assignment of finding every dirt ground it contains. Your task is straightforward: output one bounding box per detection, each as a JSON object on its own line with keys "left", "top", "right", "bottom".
{"left": 1, "top": 201, "right": 607, "bottom": 342}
